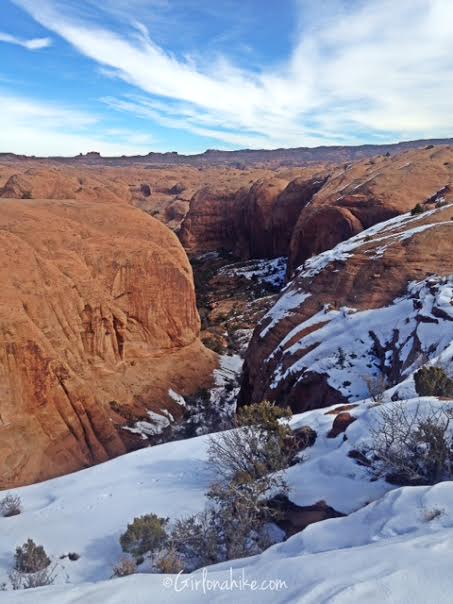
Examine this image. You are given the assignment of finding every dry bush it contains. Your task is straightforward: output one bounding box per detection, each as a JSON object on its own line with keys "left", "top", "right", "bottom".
{"left": 170, "top": 504, "right": 272, "bottom": 572}
{"left": 0, "top": 494, "right": 22, "bottom": 517}
{"left": 364, "top": 374, "right": 388, "bottom": 403}
{"left": 14, "top": 539, "right": 50, "bottom": 574}
{"left": 364, "top": 402, "right": 453, "bottom": 485}
{"left": 421, "top": 507, "right": 445, "bottom": 522}
{"left": 207, "top": 401, "right": 292, "bottom": 534}
{"left": 208, "top": 401, "right": 294, "bottom": 485}
{"left": 156, "top": 547, "right": 184, "bottom": 574}
{"left": 8, "top": 566, "right": 56, "bottom": 590}
{"left": 112, "top": 557, "right": 137, "bottom": 578}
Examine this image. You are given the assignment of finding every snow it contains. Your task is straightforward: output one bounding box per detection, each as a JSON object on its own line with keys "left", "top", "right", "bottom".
{"left": 219, "top": 257, "right": 287, "bottom": 289}
{"left": 294, "top": 202, "right": 453, "bottom": 280}
{"left": 169, "top": 389, "right": 187, "bottom": 407}
{"left": 213, "top": 354, "right": 243, "bottom": 387}
{"left": 123, "top": 409, "right": 172, "bottom": 438}
{"left": 260, "top": 290, "right": 311, "bottom": 337}
{"left": 267, "top": 275, "right": 453, "bottom": 401}
{"left": 2, "top": 395, "right": 453, "bottom": 602}
{"left": 0, "top": 436, "right": 213, "bottom": 587}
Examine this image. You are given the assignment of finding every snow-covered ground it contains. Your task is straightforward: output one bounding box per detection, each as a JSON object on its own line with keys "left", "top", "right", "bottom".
{"left": 267, "top": 275, "right": 453, "bottom": 401}
{"left": 219, "top": 257, "right": 287, "bottom": 289}
{"left": 2, "top": 396, "right": 453, "bottom": 602}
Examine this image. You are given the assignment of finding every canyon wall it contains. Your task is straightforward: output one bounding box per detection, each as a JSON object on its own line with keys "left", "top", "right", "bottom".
{"left": 0, "top": 198, "right": 216, "bottom": 487}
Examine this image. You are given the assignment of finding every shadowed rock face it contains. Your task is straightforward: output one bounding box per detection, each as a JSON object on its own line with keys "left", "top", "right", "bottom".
{"left": 240, "top": 201, "right": 453, "bottom": 412}
{"left": 0, "top": 198, "right": 216, "bottom": 488}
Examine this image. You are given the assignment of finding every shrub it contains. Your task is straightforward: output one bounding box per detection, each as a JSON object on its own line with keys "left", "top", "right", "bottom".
{"left": 14, "top": 539, "right": 50, "bottom": 573}
{"left": 170, "top": 505, "right": 272, "bottom": 572}
{"left": 8, "top": 567, "right": 56, "bottom": 590}
{"left": 422, "top": 507, "right": 445, "bottom": 522}
{"left": 208, "top": 401, "right": 294, "bottom": 486}
{"left": 414, "top": 366, "right": 453, "bottom": 397}
{"left": 0, "top": 494, "right": 22, "bottom": 517}
{"left": 363, "top": 402, "right": 453, "bottom": 485}
{"left": 112, "top": 557, "right": 137, "bottom": 578}
{"left": 171, "top": 511, "right": 221, "bottom": 571}
{"left": 156, "top": 547, "right": 184, "bottom": 574}
{"left": 411, "top": 203, "right": 426, "bottom": 215}
{"left": 120, "top": 514, "right": 168, "bottom": 559}
{"left": 364, "top": 374, "right": 388, "bottom": 403}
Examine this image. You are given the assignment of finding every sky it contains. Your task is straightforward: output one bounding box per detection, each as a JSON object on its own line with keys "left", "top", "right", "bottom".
{"left": 0, "top": 0, "right": 453, "bottom": 156}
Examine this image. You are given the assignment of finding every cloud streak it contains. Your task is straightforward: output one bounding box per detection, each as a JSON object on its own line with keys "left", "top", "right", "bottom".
{"left": 0, "top": 92, "right": 156, "bottom": 156}
{"left": 11, "top": 0, "right": 453, "bottom": 148}
{"left": 0, "top": 31, "right": 52, "bottom": 50}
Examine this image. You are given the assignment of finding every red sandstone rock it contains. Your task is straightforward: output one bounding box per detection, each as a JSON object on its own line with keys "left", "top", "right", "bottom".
{"left": 0, "top": 198, "right": 216, "bottom": 488}
{"left": 327, "top": 412, "right": 357, "bottom": 438}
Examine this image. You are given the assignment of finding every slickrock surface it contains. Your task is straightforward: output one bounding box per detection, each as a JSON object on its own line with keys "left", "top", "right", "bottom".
{"left": 288, "top": 146, "right": 453, "bottom": 273}
{"left": 0, "top": 198, "right": 216, "bottom": 487}
{"left": 240, "top": 200, "right": 453, "bottom": 411}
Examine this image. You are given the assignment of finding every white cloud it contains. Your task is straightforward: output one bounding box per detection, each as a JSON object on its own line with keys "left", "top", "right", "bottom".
{"left": 0, "top": 31, "right": 52, "bottom": 50}
{"left": 11, "top": 0, "right": 453, "bottom": 148}
{"left": 0, "top": 93, "right": 156, "bottom": 156}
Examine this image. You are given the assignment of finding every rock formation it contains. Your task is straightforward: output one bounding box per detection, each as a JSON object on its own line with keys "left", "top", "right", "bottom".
{"left": 288, "top": 146, "right": 453, "bottom": 273}
{"left": 240, "top": 200, "right": 453, "bottom": 411}
{"left": 0, "top": 197, "right": 216, "bottom": 488}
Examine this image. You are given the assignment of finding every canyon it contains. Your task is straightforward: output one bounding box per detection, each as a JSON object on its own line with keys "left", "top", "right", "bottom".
{"left": 0, "top": 139, "right": 452, "bottom": 487}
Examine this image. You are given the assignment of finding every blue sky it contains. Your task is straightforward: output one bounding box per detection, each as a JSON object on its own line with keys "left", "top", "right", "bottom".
{"left": 1, "top": 0, "right": 453, "bottom": 156}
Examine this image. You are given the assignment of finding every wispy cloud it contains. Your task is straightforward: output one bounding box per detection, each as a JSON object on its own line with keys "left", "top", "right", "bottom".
{"left": 0, "top": 92, "right": 156, "bottom": 156}
{"left": 0, "top": 31, "right": 52, "bottom": 50}
{"left": 11, "top": 0, "right": 453, "bottom": 148}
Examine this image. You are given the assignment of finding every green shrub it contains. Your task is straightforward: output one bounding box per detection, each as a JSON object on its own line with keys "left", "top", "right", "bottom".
{"left": 414, "top": 366, "right": 453, "bottom": 397}
{"left": 120, "top": 514, "right": 168, "bottom": 559}
{"left": 14, "top": 539, "right": 50, "bottom": 573}
{"left": 411, "top": 203, "right": 425, "bottom": 215}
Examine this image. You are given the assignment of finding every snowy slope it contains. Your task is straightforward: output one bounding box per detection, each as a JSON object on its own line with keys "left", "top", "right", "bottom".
{"left": 3, "top": 461, "right": 453, "bottom": 603}
{"left": 268, "top": 275, "right": 453, "bottom": 402}
{"left": 1, "top": 396, "right": 452, "bottom": 602}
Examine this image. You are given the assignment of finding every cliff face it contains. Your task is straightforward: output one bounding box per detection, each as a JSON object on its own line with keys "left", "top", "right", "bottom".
{"left": 0, "top": 198, "right": 216, "bottom": 488}
{"left": 178, "top": 169, "right": 325, "bottom": 259}
{"left": 240, "top": 200, "right": 453, "bottom": 412}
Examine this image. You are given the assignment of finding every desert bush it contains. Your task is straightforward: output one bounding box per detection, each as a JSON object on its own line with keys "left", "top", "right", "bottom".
{"left": 14, "top": 539, "right": 50, "bottom": 573}
{"left": 208, "top": 401, "right": 294, "bottom": 485}
{"left": 120, "top": 514, "right": 168, "bottom": 560}
{"left": 112, "top": 557, "right": 137, "bottom": 578}
{"left": 363, "top": 402, "right": 453, "bottom": 485}
{"left": 422, "top": 507, "right": 445, "bottom": 522}
{"left": 364, "top": 374, "right": 388, "bottom": 403}
{"left": 170, "top": 504, "right": 272, "bottom": 572}
{"left": 411, "top": 202, "right": 426, "bottom": 215}
{"left": 156, "top": 547, "right": 184, "bottom": 574}
{"left": 170, "top": 511, "right": 220, "bottom": 570}
{"left": 8, "top": 566, "right": 56, "bottom": 590}
{"left": 0, "top": 494, "right": 22, "bottom": 517}
{"left": 414, "top": 366, "right": 453, "bottom": 397}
